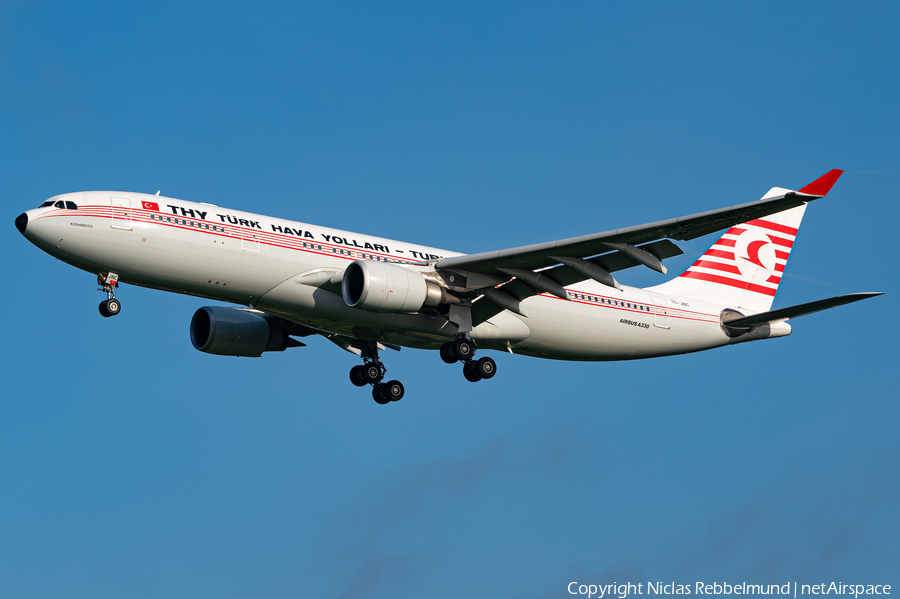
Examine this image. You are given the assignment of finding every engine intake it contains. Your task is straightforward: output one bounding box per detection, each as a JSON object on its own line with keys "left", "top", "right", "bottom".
{"left": 190, "top": 306, "right": 295, "bottom": 357}
{"left": 342, "top": 260, "right": 454, "bottom": 313}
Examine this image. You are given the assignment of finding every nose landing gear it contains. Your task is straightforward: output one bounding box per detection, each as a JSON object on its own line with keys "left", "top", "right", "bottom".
{"left": 440, "top": 336, "right": 497, "bottom": 383}
{"left": 349, "top": 341, "right": 405, "bottom": 404}
{"left": 98, "top": 273, "right": 121, "bottom": 318}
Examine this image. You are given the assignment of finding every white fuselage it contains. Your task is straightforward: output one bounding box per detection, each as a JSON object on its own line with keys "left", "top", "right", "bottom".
{"left": 19, "top": 191, "right": 778, "bottom": 360}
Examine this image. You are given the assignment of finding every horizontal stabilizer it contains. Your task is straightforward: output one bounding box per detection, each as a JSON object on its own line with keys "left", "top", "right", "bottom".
{"left": 722, "top": 292, "right": 883, "bottom": 327}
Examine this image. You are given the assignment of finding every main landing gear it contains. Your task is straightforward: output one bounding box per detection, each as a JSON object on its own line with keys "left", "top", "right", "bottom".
{"left": 97, "top": 272, "right": 122, "bottom": 318}
{"left": 440, "top": 336, "right": 497, "bottom": 383}
{"left": 348, "top": 342, "right": 404, "bottom": 405}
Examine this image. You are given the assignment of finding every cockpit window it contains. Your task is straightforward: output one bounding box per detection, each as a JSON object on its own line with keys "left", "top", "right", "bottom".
{"left": 64, "top": 201, "right": 78, "bottom": 210}
{"left": 55, "top": 201, "right": 65, "bottom": 208}
{"left": 39, "top": 201, "right": 55, "bottom": 208}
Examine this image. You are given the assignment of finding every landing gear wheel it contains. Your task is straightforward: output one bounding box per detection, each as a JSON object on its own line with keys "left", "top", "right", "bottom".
{"left": 349, "top": 365, "right": 367, "bottom": 387}
{"left": 372, "top": 385, "right": 391, "bottom": 405}
{"left": 106, "top": 298, "right": 121, "bottom": 316}
{"left": 440, "top": 342, "right": 458, "bottom": 364}
{"left": 383, "top": 380, "right": 404, "bottom": 402}
{"left": 362, "top": 363, "right": 383, "bottom": 384}
{"left": 454, "top": 338, "right": 476, "bottom": 361}
{"left": 475, "top": 356, "right": 496, "bottom": 379}
{"left": 97, "top": 273, "right": 120, "bottom": 318}
{"left": 463, "top": 362, "right": 483, "bottom": 382}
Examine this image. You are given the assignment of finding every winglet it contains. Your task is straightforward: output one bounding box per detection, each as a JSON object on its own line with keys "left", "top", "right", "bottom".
{"left": 797, "top": 169, "right": 844, "bottom": 197}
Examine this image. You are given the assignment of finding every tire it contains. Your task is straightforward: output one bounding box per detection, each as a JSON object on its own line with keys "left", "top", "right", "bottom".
{"left": 363, "top": 363, "right": 382, "bottom": 384}
{"left": 349, "top": 365, "right": 367, "bottom": 387}
{"left": 439, "top": 342, "right": 458, "bottom": 364}
{"left": 372, "top": 385, "right": 390, "bottom": 404}
{"left": 463, "top": 362, "right": 482, "bottom": 382}
{"left": 454, "top": 338, "right": 475, "bottom": 361}
{"left": 106, "top": 298, "right": 121, "bottom": 316}
{"left": 383, "top": 380, "right": 404, "bottom": 401}
{"left": 98, "top": 300, "right": 112, "bottom": 318}
{"left": 475, "top": 356, "right": 497, "bottom": 379}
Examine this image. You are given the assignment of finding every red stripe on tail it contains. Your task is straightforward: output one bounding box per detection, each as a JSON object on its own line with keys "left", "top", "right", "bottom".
{"left": 680, "top": 271, "right": 777, "bottom": 296}
{"left": 744, "top": 218, "right": 799, "bottom": 236}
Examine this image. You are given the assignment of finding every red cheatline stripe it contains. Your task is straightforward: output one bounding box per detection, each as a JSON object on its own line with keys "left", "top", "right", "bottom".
{"left": 713, "top": 238, "right": 737, "bottom": 248}
{"left": 552, "top": 294, "right": 720, "bottom": 323}
{"left": 704, "top": 249, "right": 735, "bottom": 260}
{"left": 775, "top": 263, "right": 785, "bottom": 272}
{"left": 775, "top": 250, "right": 790, "bottom": 260}
{"left": 44, "top": 213, "right": 421, "bottom": 263}
{"left": 53, "top": 211, "right": 420, "bottom": 262}
{"left": 745, "top": 218, "right": 799, "bottom": 236}
{"left": 692, "top": 260, "right": 743, "bottom": 275}
{"left": 766, "top": 234, "right": 794, "bottom": 248}
{"left": 766, "top": 275, "right": 781, "bottom": 284}
{"left": 726, "top": 227, "right": 746, "bottom": 236}
{"left": 680, "top": 271, "right": 777, "bottom": 296}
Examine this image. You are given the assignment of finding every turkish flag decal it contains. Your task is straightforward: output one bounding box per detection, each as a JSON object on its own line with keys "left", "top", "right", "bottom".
{"left": 142, "top": 201, "right": 160, "bottom": 211}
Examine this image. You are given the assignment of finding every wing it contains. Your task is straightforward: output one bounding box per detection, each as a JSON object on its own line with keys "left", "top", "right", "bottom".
{"left": 437, "top": 169, "right": 842, "bottom": 276}
{"left": 435, "top": 169, "right": 844, "bottom": 325}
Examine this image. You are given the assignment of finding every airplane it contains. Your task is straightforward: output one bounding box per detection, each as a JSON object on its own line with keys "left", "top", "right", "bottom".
{"left": 15, "top": 169, "right": 881, "bottom": 404}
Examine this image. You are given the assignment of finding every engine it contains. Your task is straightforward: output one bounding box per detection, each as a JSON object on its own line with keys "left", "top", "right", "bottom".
{"left": 342, "top": 260, "right": 454, "bottom": 313}
{"left": 190, "top": 306, "right": 296, "bottom": 357}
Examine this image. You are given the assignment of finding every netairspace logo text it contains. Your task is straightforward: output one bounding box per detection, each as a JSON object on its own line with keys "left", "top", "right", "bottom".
{"left": 567, "top": 582, "right": 892, "bottom": 599}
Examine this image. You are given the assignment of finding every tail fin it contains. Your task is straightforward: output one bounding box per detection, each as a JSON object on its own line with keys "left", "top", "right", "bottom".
{"left": 648, "top": 170, "right": 843, "bottom": 314}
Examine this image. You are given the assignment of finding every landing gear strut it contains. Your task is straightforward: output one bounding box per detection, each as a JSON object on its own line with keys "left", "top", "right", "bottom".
{"left": 98, "top": 272, "right": 121, "bottom": 318}
{"left": 349, "top": 341, "right": 404, "bottom": 404}
{"left": 440, "top": 335, "right": 496, "bottom": 383}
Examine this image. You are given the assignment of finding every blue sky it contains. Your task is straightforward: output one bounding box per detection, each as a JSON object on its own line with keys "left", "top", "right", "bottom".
{"left": 1, "top": 2, "right": 897, "bottom": 598}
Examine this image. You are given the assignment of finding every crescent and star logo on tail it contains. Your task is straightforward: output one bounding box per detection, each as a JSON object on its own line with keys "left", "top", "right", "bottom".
{"left": 734, "top": 229, "right": 778, "bottom": 277}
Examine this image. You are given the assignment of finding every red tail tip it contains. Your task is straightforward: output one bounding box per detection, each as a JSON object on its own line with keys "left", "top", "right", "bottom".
{"left": 797, "top": 169, "right": 844, "bottom": 196}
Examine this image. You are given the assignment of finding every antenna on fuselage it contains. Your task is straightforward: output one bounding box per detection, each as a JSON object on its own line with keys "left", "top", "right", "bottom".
{"left": 155, "top": 191, "right": 161, "bottom": 196}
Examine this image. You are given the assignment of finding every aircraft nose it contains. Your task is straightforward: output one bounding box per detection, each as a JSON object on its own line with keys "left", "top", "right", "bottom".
{"left": 15, "top": 212, "right": 28, "bottom": 235}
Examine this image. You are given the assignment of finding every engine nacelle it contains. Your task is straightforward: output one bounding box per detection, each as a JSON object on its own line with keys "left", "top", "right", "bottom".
{"left": 342, "top": 260, "right": 451, "bottom": 313}
{"left": 190, "top": 306, "right": 292, "bottom": 357}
